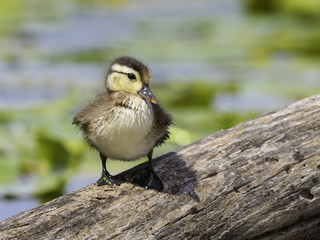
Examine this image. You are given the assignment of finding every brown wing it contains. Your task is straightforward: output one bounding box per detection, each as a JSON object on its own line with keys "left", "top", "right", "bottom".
{"left": 73, "top": 93, "right": 108, "bottom": 131}
{"left": 73, "top": 92, "right": 129, "bottom": 129}
{"left": 152, "top": 103, "right": 173, "bottom": 147}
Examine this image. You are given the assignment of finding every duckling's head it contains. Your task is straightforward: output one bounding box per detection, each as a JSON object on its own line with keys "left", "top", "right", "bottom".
{"left": 106, "top": 56, "right": 157, "bottom": 104}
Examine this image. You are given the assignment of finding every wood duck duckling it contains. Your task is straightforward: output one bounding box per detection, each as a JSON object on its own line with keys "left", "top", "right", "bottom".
{"left": 73, "top": 56, "right": 172, "bottom": 191}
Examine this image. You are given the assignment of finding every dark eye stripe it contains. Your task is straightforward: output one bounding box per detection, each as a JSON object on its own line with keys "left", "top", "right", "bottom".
{"left": 112, "top": 70, "right": 137, "bottom": 81}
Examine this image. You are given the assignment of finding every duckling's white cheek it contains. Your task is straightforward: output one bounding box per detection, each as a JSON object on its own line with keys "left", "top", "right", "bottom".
{"left": 130, "top": 81, "right": 143, "bottom": 94}
{"left": 107, "top": 74, "right": 121, "bottom": 91}
{"left": 120, "top": 80, "right": 142, "bottom": 95}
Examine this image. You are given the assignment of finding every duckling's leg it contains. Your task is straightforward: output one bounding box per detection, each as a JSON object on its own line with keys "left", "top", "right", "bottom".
{"left": 96, "top": 152, "right": 123, "bottom": 186}
{"left": 146, "top": 150, "right": 164, "bottom": 191}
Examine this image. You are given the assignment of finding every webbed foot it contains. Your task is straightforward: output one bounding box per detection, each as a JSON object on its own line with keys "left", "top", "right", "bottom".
{"left": 97, "top": 152, "right": 124, "bottom": 187}
{"left": 132, "top": 167, "right": 163, "bottom": 192}
{"left": 96, "top": 174, "right": 124, "bottom": 186}
{"left": 146, "top": 169, "right": 163, "bottom": 192}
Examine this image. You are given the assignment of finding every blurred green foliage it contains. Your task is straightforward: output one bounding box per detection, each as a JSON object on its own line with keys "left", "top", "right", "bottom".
{"left": 155, "top": 81, "right": 238, "bottom": 108}
{"left": 243, "top": 0, "right": 320, "bottom": 18}
{"left": 51, "top": 48, "right": 114, "bottom": 63}
{"left": 261, "top": 28, "right": 320, "bottom": 58}
{"left": 0, "top": 0, "right": 22, "bottom": 36}
{"left": 0, "top": 93, "right": 87, "bottom": 201}
{"left": 36, "top": 130, "right": 72, "bottom": 171}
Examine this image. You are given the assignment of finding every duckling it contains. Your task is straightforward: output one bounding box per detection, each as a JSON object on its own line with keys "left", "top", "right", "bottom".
{"left": 73, "top": 56, "right": 172, "bottom": 191}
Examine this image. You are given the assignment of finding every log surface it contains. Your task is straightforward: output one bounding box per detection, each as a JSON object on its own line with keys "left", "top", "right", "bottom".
{"left": 1, "top": 94, "right": 320, "bottom": 240}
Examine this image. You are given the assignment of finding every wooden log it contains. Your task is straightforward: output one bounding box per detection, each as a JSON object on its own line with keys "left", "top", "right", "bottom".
{"left": 1, "top": 94, "right": 320, "bottom": 240}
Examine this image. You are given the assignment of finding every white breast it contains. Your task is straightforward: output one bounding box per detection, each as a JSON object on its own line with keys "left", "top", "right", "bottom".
{"left": 92, "top": 97, "right": 155, "bottom": 160}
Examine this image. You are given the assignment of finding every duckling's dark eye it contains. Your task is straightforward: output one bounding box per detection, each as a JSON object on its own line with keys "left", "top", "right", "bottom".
{"left": 127, "top": 73, "right": 136, "bottom": 80}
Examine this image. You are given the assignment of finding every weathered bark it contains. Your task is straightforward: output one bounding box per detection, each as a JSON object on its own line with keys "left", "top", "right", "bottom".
{"left": 1, "top": 94, "right": 320, "bottom": 240}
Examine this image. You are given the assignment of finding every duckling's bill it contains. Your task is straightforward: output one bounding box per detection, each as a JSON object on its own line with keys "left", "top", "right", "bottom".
{"left": 138, "top": 84, "right": 157, "bottom": 104}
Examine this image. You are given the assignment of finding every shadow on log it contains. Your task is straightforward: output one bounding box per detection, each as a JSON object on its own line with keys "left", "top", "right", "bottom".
{"left": 1, "top": 94, "right": 320, "bottom": 240}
